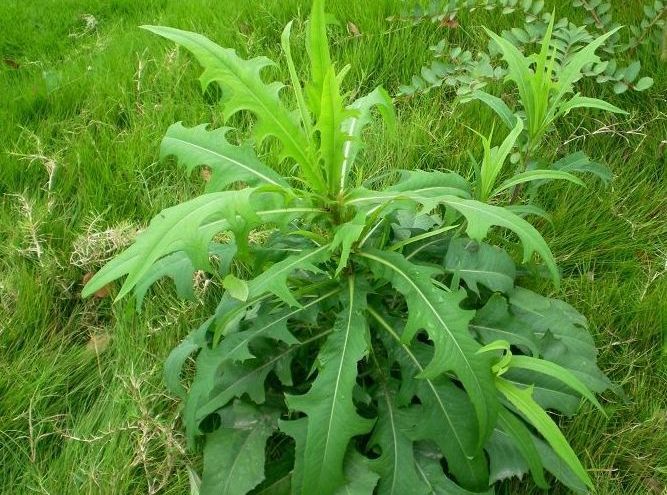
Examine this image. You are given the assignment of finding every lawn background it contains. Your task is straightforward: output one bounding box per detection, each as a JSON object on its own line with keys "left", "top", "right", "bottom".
{"left": 0, "top": 0, "right": 665, "bottom": 493}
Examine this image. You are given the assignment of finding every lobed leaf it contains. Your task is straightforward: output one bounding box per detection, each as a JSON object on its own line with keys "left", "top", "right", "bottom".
{"left": 160, "top": 122, "right": 288, "bottom": 191}
{"left": 360, "top": 250, "right": 497, "bottom": 451}
{"left": 283, "top": 277, "right": 374, "bottom": 494}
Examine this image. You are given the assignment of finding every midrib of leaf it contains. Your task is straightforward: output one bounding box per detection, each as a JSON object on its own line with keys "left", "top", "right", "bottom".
{"left": 197, "top": 329, "right": 332, "bottom": 418}
{"left": 221, "top": 289, "right": 338, "bottom": 359}
{"left": 162, "top": 135, "right": 284, "bottom": 186}
{"left": 368, "top": 307, "right": 473, "bottom": 460}
{"left": 359, "top": 252, "right": 478, "bottom": 382}
{"left": 441, "top": 196, "right": 558, "bottom": 284}
{"left": 224, "top": 428, "right": 258, "bottom": 494}
{"left": 322, "top": 279, "right": 356, "bottom": 467}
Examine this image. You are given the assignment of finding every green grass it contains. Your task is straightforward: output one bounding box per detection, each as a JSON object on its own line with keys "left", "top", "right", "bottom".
{"left": 1, "top": 0, "right": 665, "bottom": 493}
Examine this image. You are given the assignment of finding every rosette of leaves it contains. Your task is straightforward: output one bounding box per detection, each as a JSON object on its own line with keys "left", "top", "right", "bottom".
{"left": 399, "top": 0, "right": 657, "bottom": 96}
{"left": 84, "top": 1, "right": 612, "bottom": 494}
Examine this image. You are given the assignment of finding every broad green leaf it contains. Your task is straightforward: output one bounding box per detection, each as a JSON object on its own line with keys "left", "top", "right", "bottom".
{"left": 340, "top": 86, "right": 396, "bottom": 190}
{"left": 142, "top": 25, "right": 326, "bottom": 191}
{"left": 371, "top": 310, "right": 489, "bottom": 490}
{"left": 509, "top": 355, "right": 605, "bottom": 413}
{"left": 445, "top": 238, "right": 516, "bottom": 294}
{"left": 200, "top": 403, "right": 277, "bottom": 495}
{"left": 160, "top": 122, "right": 287, "bottom": 191}
{"left": 471, "top": 295, "right": 540, "bottom": 357}
{"left": 495, "top": 378, "right": 593, "bottom": 489}
{"left": 509, "top": 287, "right": 612, "bottom": 395}
{"left": 284, "top": 277, "right": 374, "bottom": 494}
{"left": 194, "top": 330, "right": 332, "bottom": 433}
{"left": 413, "top": 445, "right": 494, "bottom": 495}
{"left": 360, "top": 250, "right": 497, "bottom": 451}
{"left": 493, "top": 169, "right": 584, "bottom": 196}
{"left": 634, "top": 76, "right": 653, "bottom": 91}
{"left": 334, "top": 451, "right": 380, "bottom": 495}
{"left": 467, "top": 90, "right": 517, "bottom": 130}
{"left": 439, "top": 196, "right": 559, "bottom": 284}
{"left": 368, "top": 378, "right": 429, "bottom": 495}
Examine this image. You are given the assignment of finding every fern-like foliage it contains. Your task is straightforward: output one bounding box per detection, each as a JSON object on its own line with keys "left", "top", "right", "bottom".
{"left": 84, "top": 2, "right": 614, "bottom": 494}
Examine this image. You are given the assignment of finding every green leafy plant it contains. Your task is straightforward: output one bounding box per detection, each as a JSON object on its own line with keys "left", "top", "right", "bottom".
{"left": 463, "top": 16, "right": 626, "bottom": 203}
{"left": 84, "top": 1, "right": 613, "bottom": 493}
{"left": 399, "top": 0, "right": 660, "bottom": 96}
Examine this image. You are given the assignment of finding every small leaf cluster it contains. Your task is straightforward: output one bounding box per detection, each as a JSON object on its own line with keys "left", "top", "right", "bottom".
{"left": 84, "top": 1, "right": 617, "bottom": 494}
{"left": 399, "top": 0, "right": 660, "bottom": 96}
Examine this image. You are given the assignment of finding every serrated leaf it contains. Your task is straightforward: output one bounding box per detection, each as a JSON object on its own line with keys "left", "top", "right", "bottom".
{"left": 200, "top": 403, "right": 277, "bottom": 495}
{"left": 160, "top": 122, "right": 287, "bottom": 191}
{"left": 134, "top": 251, "right": 195, "bottom": 311}
{"left": 371, "top": 310, "right": 489, "bottom": 490}
{"left": 439, "top": 196, "right": 559, "bottom": 284}
{"left": 445, "top": 237, "right": 516, "bottom": 294}
{"left": 495, "top": 408, "right": 548, "bottom": 488}
{"left": 360, "top": 250, "right": 497, "bottom": 453}
{"left": 83, "top": 189, "right": 279, "bottom": 300}
{"left": 193, "top": 330, "right": 332, "bottom": 438}
{"left": 508, "top": 288, "right": 612, "bottom": 395}
{"left": 164, "top": 318, "right": 211, "bottom": 400}
{"left": 284, "top": 277, "right": 374, "bottom": 494}
{"left": 368, "top": 379, "right": 429, "bottom": 495}
{"left": 142, "top": 25, "right": 326, "bottom": 191}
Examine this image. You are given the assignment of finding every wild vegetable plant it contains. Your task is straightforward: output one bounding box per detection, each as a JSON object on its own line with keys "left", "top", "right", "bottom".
{"left": 84, "top": 1, "right": 613, "bottom": 493}
{"left": 465, "top": 16, "right": 627, "bottom": 202}
{"left": 399, "top": 0, "right": 659, "bottom": 96}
